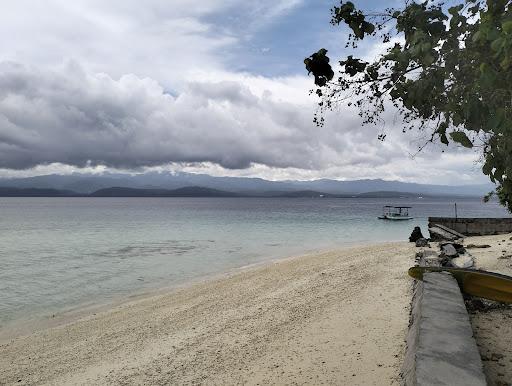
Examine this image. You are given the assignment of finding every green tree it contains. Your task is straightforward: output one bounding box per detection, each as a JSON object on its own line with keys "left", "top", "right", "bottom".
{"left": 305, "top": 0, "right": 512, "bottom": 211}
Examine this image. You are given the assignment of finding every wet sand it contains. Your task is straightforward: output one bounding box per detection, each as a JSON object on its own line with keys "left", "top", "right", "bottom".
{"left": 0, "top": 242, "right": 415, "bottom": 385}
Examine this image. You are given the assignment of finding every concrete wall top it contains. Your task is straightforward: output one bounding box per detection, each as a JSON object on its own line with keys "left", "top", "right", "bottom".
{"left": 428, "top": 217, "right": 512, "bottom": 236}
{"left": 428, "top": 217, "right": 512, "bottom": 224}
{"left": 402, "top": 272, "right": 487, "bottom": 385}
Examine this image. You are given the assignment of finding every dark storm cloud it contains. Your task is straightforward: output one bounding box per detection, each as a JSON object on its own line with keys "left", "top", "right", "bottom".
{"left": 0, "top": 61, "right": 483, "bottom": 187}
{"left": 0, "top": 0, "right": 487, "bottom": 185}
{"left": 0, "top": 62, "right": 338, "bottom": 170}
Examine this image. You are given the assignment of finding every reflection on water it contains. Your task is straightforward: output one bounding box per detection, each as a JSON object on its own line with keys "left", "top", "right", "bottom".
{"left": 0, "top": 196, "right": 509, "bottom": 327}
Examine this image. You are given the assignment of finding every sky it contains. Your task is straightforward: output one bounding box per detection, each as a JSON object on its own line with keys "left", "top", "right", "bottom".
{"left": 0, "top": 0, "right": 490, "bottom": 185}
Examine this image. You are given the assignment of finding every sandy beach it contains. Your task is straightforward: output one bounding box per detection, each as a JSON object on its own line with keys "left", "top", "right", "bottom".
{"left": 1, "top": 242, "right": 415, "bottom": 385}
{"left": 463, "top": 234, "right": 512, "bottom": 384}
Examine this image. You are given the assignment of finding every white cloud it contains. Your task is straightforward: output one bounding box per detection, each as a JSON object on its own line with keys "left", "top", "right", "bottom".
{"left": 0, "top": 0, "right": 490, "bottom": 185}
{"left": 0, "top": 61, "right": 314, "bottom": 170}
{"left": 0, "top": 60, "right": 487, "bottom": 184}
{"left": 0, "top": 0, "right": 304, "bottom": 88}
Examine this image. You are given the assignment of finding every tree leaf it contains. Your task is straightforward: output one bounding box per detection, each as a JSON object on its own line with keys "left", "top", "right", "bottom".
{"left": 503, "top": 21, "right": 512, "bottom": 34}
{"left": 449, "top": 131, "right": 473, "bottom": 148}
{"left": 440, "top": 133, "right": 449, "bottom": 145}
{"left": 482, "top": 161, "right": 493, "bottom": 176}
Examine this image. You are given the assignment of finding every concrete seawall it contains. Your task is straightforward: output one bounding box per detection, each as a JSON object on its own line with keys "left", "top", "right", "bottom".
{"left": 401, "top": 272, "right": 487, "bottom": 385}
{"left": 428, "top": 217, "right": 512, "bottom": 236}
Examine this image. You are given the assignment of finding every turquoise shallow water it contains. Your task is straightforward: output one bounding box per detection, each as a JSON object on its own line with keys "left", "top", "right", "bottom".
{"left": 0, "top": 196, "right": 509, "bottom": 329}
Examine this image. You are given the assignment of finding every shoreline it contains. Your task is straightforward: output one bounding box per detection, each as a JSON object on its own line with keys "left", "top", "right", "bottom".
{"left": 0, "top": 238, "right": 406, "bottom": 344}
{"left": 1, "top": 241, "right": 415, "bottom": 385}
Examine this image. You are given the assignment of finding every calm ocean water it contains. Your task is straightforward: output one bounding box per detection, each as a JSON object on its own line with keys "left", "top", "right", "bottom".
{"left": 0, "top": 197, "right": 509, "bottom": 329}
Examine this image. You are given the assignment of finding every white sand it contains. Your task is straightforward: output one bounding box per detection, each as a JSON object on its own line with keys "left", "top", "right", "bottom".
{"left": 0, "top": 242, "right": 415, "bottom": 385}
{"left": 464, "top": 233, "right": 512, "bottom": 384}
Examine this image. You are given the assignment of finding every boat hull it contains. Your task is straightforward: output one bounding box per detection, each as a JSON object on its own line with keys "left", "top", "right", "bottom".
{"left": 377, "top": 215, "right": 413, "bottom": 220}
{"left": 408, "top": 266, "right": 512, "bottom": 304}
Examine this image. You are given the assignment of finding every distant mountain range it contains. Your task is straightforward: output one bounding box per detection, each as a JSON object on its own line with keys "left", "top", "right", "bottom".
{"left": 0, "top": 186, "right": 482, "bottom": 198}
{"left": 0, "top": 172, "right": 494, "bottom": 197}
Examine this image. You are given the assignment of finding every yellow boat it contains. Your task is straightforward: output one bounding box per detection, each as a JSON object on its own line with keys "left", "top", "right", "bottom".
{"left": 408, "top": 266, "right": 512, "bottom": 304}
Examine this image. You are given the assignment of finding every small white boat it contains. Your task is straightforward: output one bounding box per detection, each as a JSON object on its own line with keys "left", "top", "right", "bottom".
{"left": 378, "top": 205, "right": 413, "bottom": 220}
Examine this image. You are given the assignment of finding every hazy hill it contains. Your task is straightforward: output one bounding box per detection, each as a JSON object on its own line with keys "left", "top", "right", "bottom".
{"left": 269, "top": 190, "right": 349, "bottom": 198}
{"left": 0, "top": 172, "right": 494, "bottom": 197}
{"left": 90, "top": 186, "right": 242, "bottom": 197}
{"left": 0, "top": 187, "right": 80, "bottom": 197}
{"left": 0, "top": 185, "right": 497, "bottom": 199}
{"left": 357, "top": 191, "right": 433, "bottom": 198}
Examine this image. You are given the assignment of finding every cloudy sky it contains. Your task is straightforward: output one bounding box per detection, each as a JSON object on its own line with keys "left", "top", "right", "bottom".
{"left": 0, "top": 0, "right": 488, "bottom": 184}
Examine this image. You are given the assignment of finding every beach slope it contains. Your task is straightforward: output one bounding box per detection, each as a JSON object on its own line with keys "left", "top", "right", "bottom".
{"left": 1, "top": 242, "right": 414, "bottom": 385}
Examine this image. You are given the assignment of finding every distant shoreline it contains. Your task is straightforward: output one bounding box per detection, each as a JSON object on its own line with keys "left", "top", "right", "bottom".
{"left": 0, "top": 185, "right": 488, "bottom": 198}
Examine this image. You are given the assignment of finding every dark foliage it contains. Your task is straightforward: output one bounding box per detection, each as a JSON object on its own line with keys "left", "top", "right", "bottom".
{"left": 305, "top": 0, "right": 512, "bottom": 211}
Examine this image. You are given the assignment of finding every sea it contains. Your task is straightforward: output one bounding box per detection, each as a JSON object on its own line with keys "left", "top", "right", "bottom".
{"left": 0, "top": 196, "right": 509, "bottom": 332}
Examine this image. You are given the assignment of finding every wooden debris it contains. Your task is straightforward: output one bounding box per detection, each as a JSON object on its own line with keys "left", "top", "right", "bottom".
{"left": 429, "top": 226, "right": 458, "bottom": 241}
{"left": 433, "top": 223, "right": 466, "bottom": 239}
{"left": 466, "top": 244, "right": 492, "bottom": 249}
